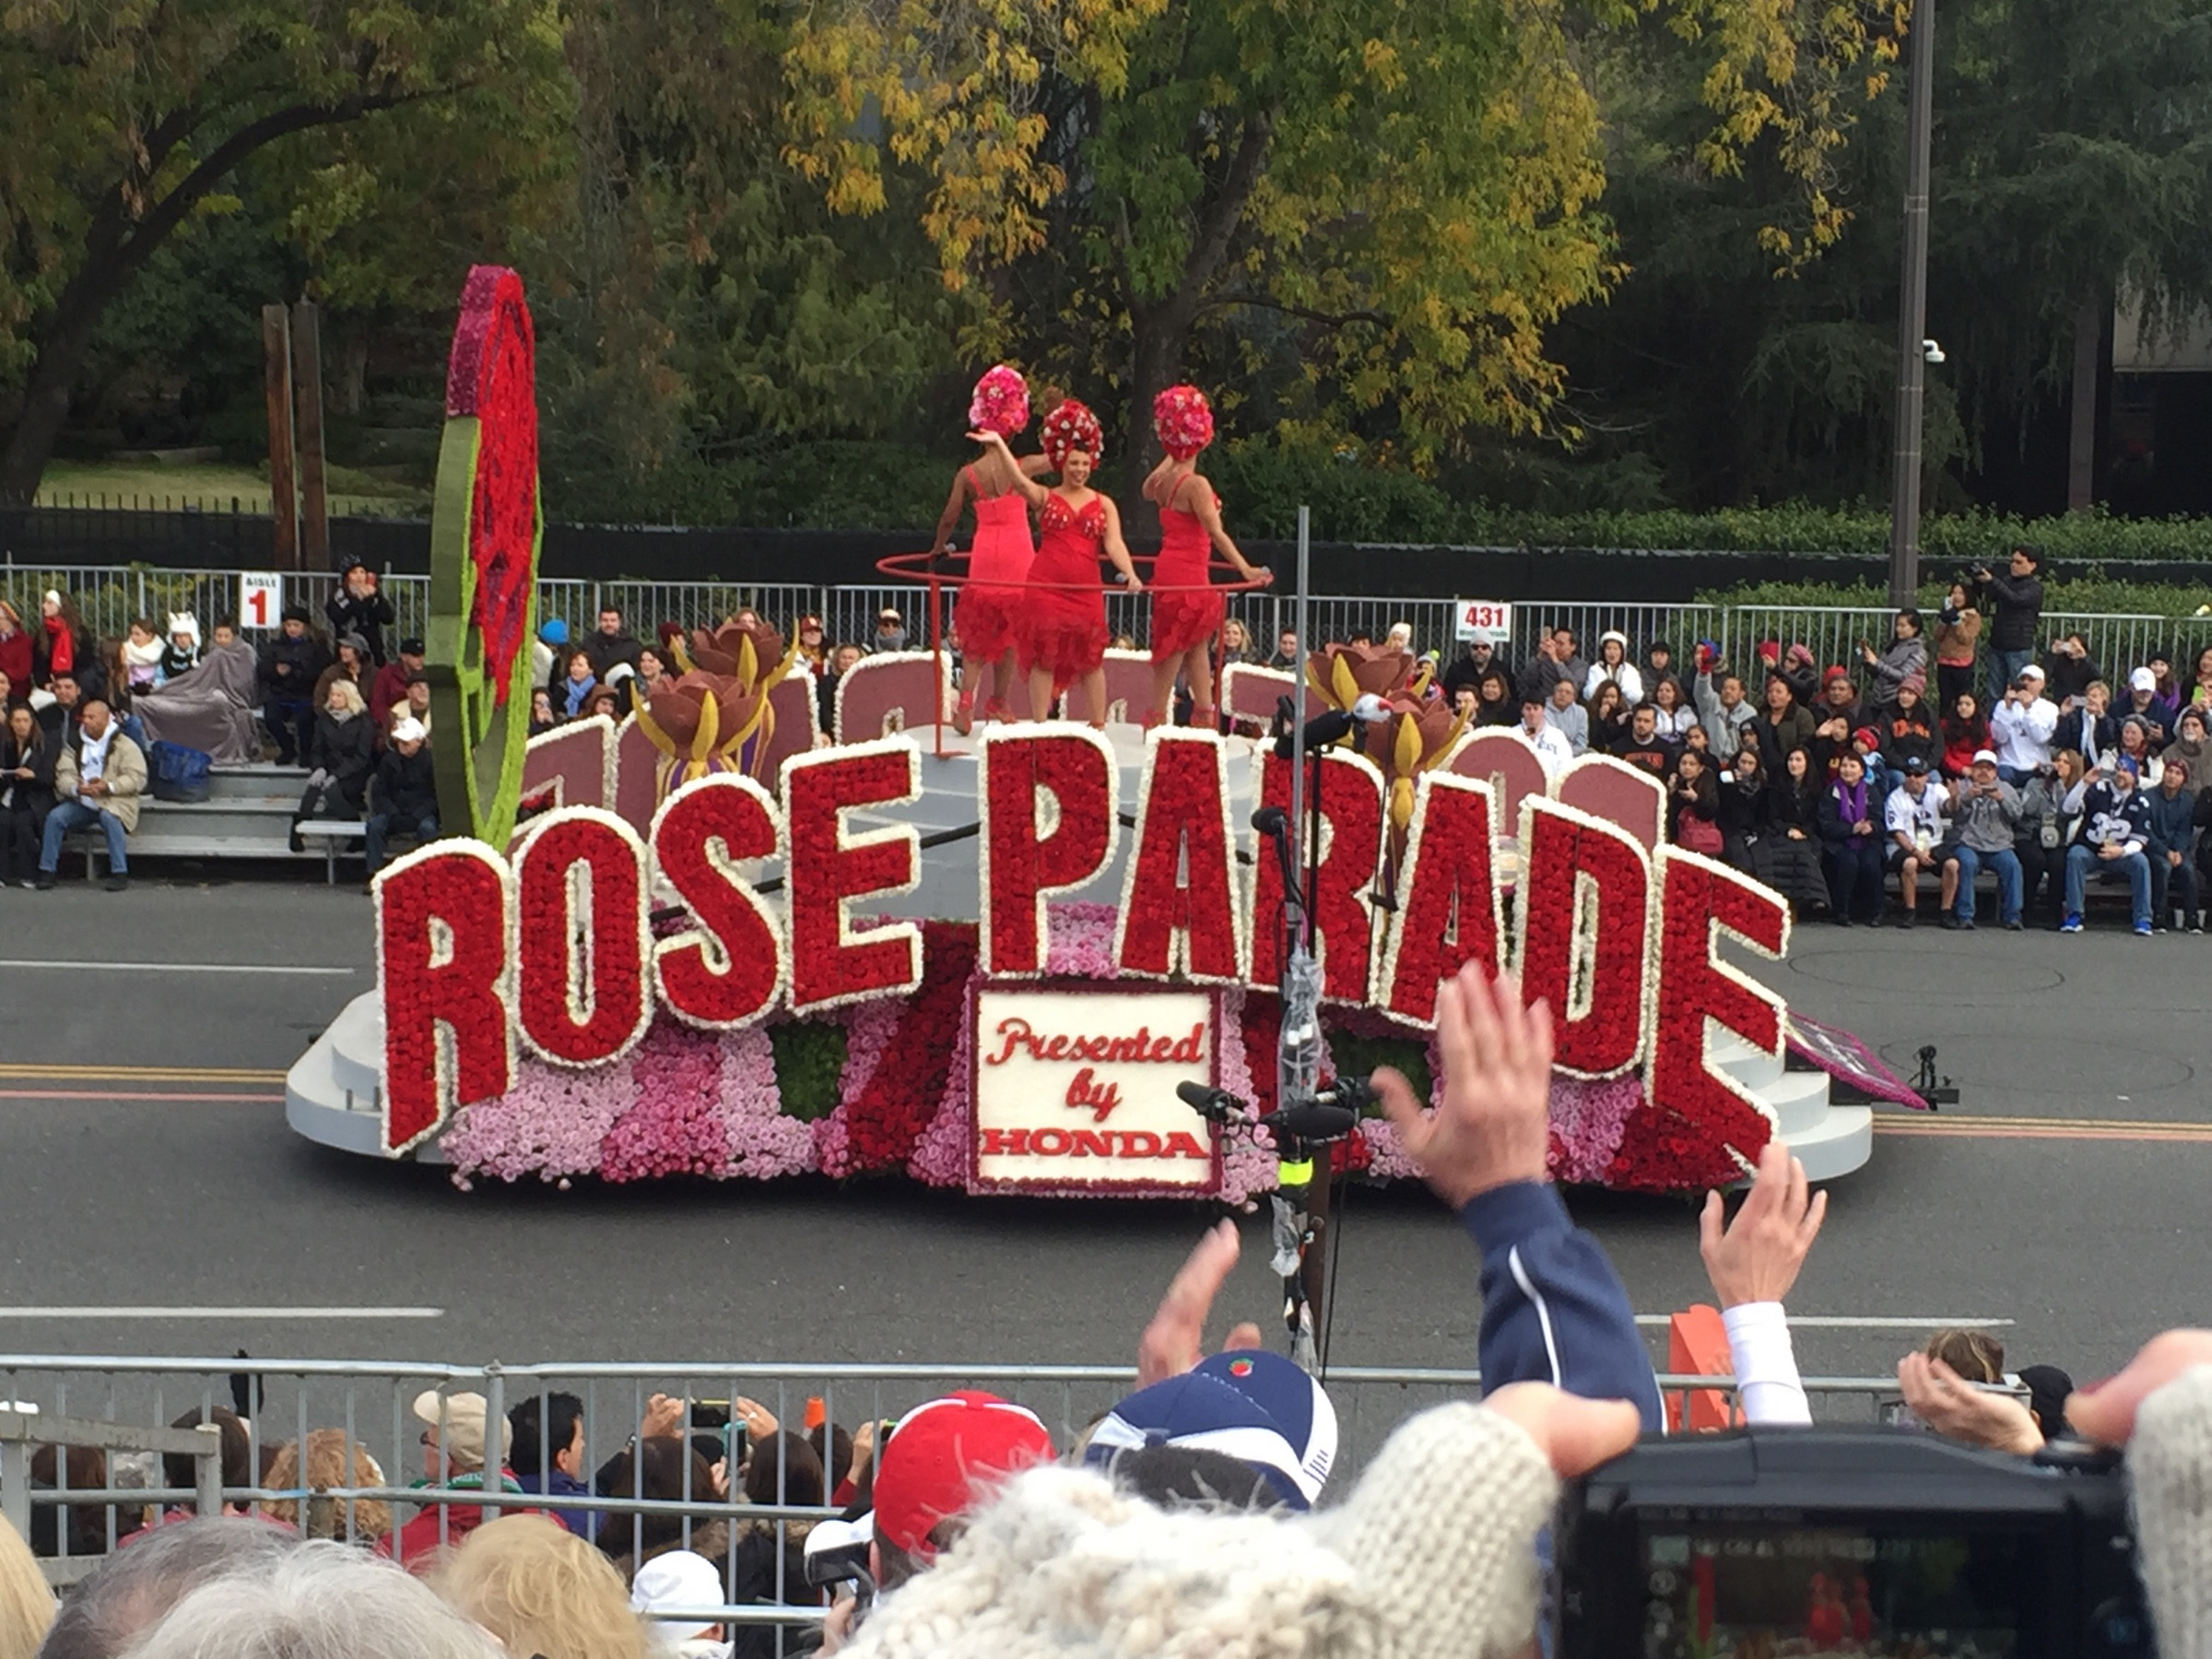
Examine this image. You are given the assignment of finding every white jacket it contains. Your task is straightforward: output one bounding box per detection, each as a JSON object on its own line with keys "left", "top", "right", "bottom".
{"left": 1988, "top": 693, "right": 2058, "bottom": 772}
{"left": 1583, "top": 662, "right": 1643, "bottom": 705}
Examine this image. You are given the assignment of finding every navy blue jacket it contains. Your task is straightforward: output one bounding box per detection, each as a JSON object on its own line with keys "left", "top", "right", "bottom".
{"left": 512, "top": 1468, "right": 600, "bottom": 1539}
{"left": 2144, "top": 785, "right": 2196, "bottom": 863}
{"left": 1465, "top": 1181, "right": 1663, "bottom": 1430}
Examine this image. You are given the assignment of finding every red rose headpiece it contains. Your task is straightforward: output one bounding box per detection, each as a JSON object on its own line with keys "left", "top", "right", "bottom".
{"left": 968, "top": 365, "right": 1030, "bottom": 437}
{"left": 1041, "top": 399, "right": 1104, "bottom": 470}
{"left": 1152, "top": 384, "right": 1215, "bottom": 461}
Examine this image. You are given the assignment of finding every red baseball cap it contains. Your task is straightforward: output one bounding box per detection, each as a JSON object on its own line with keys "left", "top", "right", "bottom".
{"left": 871, "top": 1391, "right": 1053, "bottom": 1559}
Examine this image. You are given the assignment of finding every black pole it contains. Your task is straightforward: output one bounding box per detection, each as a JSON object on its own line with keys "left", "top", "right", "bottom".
{"left": 1887, "top": 0, "right": 1937, "bottom": 606}
{"left": 1301, "top": 746, "right": 1333, "bottom": 1353}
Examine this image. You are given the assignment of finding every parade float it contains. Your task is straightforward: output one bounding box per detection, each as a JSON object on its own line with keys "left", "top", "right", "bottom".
{"left": 286, "top": 268, "right": 1903, "bottom": 1197}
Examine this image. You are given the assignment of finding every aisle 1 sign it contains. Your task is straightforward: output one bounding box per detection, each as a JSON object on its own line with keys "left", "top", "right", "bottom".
{"left": 240, "top": 572, "right": 284, "bottom": 630}
{"left": 1453, "top": 599, "right": 1512, "bottom": 642}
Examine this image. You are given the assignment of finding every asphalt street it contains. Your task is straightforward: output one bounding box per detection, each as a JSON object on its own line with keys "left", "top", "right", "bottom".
{"left": 1, "top": 878, "right": 2207, "bottom": 1407}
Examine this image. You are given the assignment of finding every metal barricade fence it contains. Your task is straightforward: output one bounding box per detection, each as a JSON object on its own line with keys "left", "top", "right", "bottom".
{"left": 0, "top": 1356, "right": 1902, "bottom": 1595}
{"left": 14, "top": 558, "right": 2212, "bottom": 699}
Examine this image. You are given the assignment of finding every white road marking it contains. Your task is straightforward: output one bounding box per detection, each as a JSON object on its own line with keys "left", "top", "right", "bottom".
{"left": 1634, "top": 1315, "right": 2011, "bottom": 1329}
{"left": 0, "top": 960, "right": 354, "bottom": 975}
{"left": 0, "top": 1306, "right": 443, "bottom": 1320}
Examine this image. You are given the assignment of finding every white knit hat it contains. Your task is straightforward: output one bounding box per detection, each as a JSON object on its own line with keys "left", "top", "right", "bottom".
{"left": 845, "top": 1403, "right": 1557, "bottom": 1659}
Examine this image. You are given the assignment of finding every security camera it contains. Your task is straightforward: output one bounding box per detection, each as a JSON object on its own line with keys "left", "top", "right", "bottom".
{"left": 1922, "top": 338, "right": 1946, "bottom": 364}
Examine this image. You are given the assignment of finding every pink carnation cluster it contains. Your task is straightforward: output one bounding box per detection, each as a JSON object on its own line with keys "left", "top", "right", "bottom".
{"left": 600, "top": 1023, "right": 730, "bottom": 1181}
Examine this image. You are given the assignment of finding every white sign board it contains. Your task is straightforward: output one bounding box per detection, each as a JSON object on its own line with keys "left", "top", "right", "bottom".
{"left": 239, "top": 572, "right": 285, "bottom": 631}
{"left": 971, "top": 986, "right": 1220, "bottom": 1194}
{"left": 1453, "top": 599, "right": 1513, "bottom": 642}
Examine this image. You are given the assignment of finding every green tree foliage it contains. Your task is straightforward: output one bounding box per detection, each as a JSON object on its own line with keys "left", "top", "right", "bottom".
{"left": 784, "top": 0, "right": 1912, "bottom": 498}
{"left": 0, "top": 0, "right": 565, "bottom": 504}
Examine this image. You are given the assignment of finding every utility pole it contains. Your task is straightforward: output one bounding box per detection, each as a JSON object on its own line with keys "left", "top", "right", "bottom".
{"left": 1886, "top": 0, "right": 1936, "bottom": 606}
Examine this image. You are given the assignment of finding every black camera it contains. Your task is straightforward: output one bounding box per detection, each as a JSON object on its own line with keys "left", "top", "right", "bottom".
{"left": 1554, "top": 1430, "right": 2149, "bottom": 1657}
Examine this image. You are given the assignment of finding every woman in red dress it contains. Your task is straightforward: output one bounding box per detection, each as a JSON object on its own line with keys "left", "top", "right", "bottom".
{"left": 972, "top": 399, "right": 1141, "bottom": 728}
{"left": 931, "top": 365, "right": 1042, "bottom": 733}
{"left": 1142, "top": 384, "right": 1271, "bottom": 727}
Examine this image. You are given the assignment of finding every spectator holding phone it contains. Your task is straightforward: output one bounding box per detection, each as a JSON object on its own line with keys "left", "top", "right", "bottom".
{"left": 1715, "top": 744, "right": 1771, "bottom": 873}
{"left": 2061, "top": 751, "right": 2159, "bottom": 935}
{"left": 1858, "top": 607, "right": 1927, "bottom": 703}
{"left": 1940, "top": 751, "right": 2024, "bottom": 930}
{"left": 1989, "top": 665, "right": 2058, "bottom": 785}
{"left": 1974, "top": 543, "right": 2044, "bottom": 704}
{"left": 2041, "top": 629, "right": 2100, "bottom": 709}
{"left": 1699, "top": 1136, "right": 1827, "bottom": 1426}
{"left": 2053, "top": 678, "right": 2117, "bottom": 770}
{"left": 1933, "top": 580, "right": 1981, "bottom": 711}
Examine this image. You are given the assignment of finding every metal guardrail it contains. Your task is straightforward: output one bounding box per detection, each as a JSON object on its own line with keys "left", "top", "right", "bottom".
{"left": 9, "top": 559, "right": 2206, "bottom": 688}
{"left": 0, "top": 1353, "right": 1917, "bottom": 1632}
{"left": 1, "top": 1408, "right": 220, "bottom": 1586}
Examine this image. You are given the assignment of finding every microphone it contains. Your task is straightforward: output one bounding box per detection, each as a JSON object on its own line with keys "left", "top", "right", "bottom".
{"left": 1269, "top": 1102, "right": 1361, "bottom": 1142}
{"left": 1272, "top": 698, "right": 1392, "bottom": 759}
{"left": 1176, "top": 1080, "right": 1244, "bottom": 1123}
{"left": 1251, "top": 806, "right": 1288, "bottom": 838}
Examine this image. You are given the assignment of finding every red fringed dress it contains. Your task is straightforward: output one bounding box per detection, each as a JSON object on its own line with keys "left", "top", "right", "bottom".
{"left": 955, "top": 466, "right": 1034, "bottom": 664}
{"left": 1020, "top": 492, "right": 1112, "bottom": 690}
{"left": 1148, "top": 488, "right": 1225, "bottom": 660}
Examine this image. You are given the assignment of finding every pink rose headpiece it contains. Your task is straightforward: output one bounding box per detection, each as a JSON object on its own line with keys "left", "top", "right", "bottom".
{"left": 1152, "top": 384, "right": 1215, "bottom": 461}
{"left": 1041, "top": 398, "right": 1104, "bottom": 469}
{"left": 968, "top": 364, "right": 1030, "bottom": 437}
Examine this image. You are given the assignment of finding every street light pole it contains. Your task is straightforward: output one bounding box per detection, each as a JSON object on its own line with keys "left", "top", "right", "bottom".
{"left": 1886, "top": 0, "right": 1937, "bottom": 606}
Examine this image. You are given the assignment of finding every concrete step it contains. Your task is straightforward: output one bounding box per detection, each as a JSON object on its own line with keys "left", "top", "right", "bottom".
{"left": 288, "top": 994, "right": 450, "bottom": 1163}
{"left": 1760, "top": 1067, "right": 1834, "bottom": 1136}
{"left": 1778, "top": 1102, "right": 1874, "bottom": 1182}
{"left": 1713, "top": 1034, "right": 1784, "bottom": 1092}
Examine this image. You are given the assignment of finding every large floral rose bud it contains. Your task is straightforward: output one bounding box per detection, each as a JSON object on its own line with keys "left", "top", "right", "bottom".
{"left": 1306, "top": 641, "right": 1416, "bottom": 717}
{"left": 638, "top": 621, "right": 803, "bottom": 791}
{"left": 1376, "top": 694, "right": 1469, "bottom": 841}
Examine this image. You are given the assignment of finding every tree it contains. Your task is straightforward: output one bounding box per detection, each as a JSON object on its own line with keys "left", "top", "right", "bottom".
{"left": 1930, "top": 0, "right": 2212, "bottom": 512}
{"left": 0, "top": 0, "right": 563, "bottom": 504}
{"left": 783, "top": 0, "right": 1911, "bottom": 496}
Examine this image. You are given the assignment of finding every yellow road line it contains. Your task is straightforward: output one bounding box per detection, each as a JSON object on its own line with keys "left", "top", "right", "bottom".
{"left": 1877, "top": 1113, "right": 2212, "bottom": 1142}
{"left": 0, "top": 1063, "right": 288, "bottom": 1083}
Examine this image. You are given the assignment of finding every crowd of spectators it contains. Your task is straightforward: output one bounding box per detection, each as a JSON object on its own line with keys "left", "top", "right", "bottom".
{"left": 1373, "top": 547, "right": 2212, "bottom": 934}
{"left": 5, "top": 959, "right": 2212, "bottom": 1659}
{"left": 14, "top": 539, "right": 2212, "bottom": 930}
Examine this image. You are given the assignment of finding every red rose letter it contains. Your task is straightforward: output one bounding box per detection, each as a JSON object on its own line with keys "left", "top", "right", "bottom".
{"left": 376, "top": 843, "right": 514, "bottom": 1154}
{"left": 1114, "top": 731, "right": 1243, "bottom": 982}
{"left": 1379, "top": 774, "right": 1503, "bottom": 1026}
{"left": 514, "top": 809, "right": 653, "bottom": 1066}
{"left": 1512, "top": 799, "right": 1653, "bottom": 1078}
{"left": 783, "top": 738, "right": 924, "bottom": 1011}
{"left": 1648, "top": 849, "right": 1790, "bottom": 1156}
{"left": 1249, "top": 749, "right": 1384, "bottom": 1003}
{"left": 652, "top": 776, "right": 786, "bottom": 1029}
{"left": 980, "top": 727, "right": 1115, "bottom": 976}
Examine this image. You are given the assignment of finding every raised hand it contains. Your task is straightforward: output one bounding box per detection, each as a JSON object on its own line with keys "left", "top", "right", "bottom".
{"left": 1700, "top": 1136, "right": 1826, "bottom": 1307}
{"left": 1137, "top": 1218, "right": 1265, "bottom": 1385}
{"left": 1371, "top": 963, "right": 1551, "bottom": 1209}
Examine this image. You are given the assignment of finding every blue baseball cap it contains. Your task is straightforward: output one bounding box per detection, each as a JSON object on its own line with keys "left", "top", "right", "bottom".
{"left": 1084, "top": 1350, "right": 1336, "bottom": 1509}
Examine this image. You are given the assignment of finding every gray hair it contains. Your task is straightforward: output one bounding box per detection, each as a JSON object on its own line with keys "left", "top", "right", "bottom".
{"left": 36, "top": 1518, "right": 295, "bottom": 1659}
{"left": 113, "top": 1541, "right": 496, "bottom": 1659}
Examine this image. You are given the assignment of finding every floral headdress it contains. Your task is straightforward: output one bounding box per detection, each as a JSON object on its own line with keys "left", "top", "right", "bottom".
{"left": 1152, "top": 384, "right": 1215, "bottom": 461}
{"left": 968, "top": 365, "right": 1030, "bottom": 437}
{"left": 1041, "top": 399, "right": 1103, "bottom": 470}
